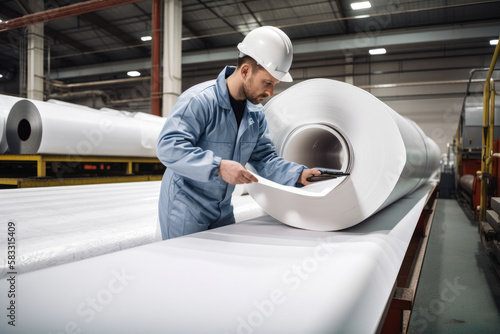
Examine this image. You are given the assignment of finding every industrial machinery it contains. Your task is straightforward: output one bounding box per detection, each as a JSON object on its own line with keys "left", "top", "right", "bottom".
{"left": 455, "top": 68, "right": 500, "bottom": 215}
{"left": 455, "top": 38, "right": 500, "bottom": 276}
{"left": 438, "top": 143, "right": 457, "bottom": 199}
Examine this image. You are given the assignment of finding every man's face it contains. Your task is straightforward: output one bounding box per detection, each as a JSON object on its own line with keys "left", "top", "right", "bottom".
{"left": 242, "top": 66, "right": 280, "bottom": 104}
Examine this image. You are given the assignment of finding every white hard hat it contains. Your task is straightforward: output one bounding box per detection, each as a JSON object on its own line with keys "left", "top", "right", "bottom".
{"left": 237, "top": 26, "right": 293, "bottom": 82}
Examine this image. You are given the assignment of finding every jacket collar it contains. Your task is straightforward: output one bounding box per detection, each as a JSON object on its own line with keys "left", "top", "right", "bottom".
{"left": 216, "top": 66, "right": 235, "bottom": 110}
{"left": 246, "top": 100, "right": 262, "bottom": 113}
{"left": 216, "top": 66, "right": 263, "bottom": 114}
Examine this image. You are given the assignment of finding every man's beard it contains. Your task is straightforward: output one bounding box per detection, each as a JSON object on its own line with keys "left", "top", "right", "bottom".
{"left": 242, "top": 80, "right": 268, "bottom": 104}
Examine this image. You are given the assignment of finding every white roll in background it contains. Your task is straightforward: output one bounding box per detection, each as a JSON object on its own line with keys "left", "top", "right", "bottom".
{"left": 98, "top": 107, "right": 166, "bottom": 151}
{"left": 47, "top": 100, "right": 167, "bottom": 125}
{"left": 48, "top": 100, "right": 165, "bottom": 152}
{"left": 5, "top": 97, "right": 165, "bottom": 157}
{"left": 100, "top": 107, "right": 167, "bottom": 123}
{"left": 47, "top": 99, "right": 97, "bottom": 111}
{"left": 0, "top": 95, "right": 23, "bottom": 153}
{"left": 247, "top": 79, "right": 440, "bottom": 231}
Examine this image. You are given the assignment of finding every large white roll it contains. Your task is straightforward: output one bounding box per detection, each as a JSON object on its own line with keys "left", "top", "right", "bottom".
{"left": 98, "top": 107, "right": 166, "bottom": 150}
{"left": 0, "top": 95, "right": 23, "bottom": 153}
{"left": 6, "top": 98, "right": 164, "bottom": 157}
{"left": 100, "top": 107, "right": 166, "bottom": 123}
{"left": 247, "top": 79, "right": 440, "bottom": 231}
{"left": 47, "top": 99, "right": 97, "bottom": 111}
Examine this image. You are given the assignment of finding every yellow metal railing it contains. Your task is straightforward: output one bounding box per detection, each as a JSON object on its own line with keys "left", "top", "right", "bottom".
{"left": 479, "top": 36, "right": 500, "bottom": 221}
{"left": 0, "top": 154, "right": 160, "bottom": 177}
{"left": 0, "top": 154, "right": 163, "bottom": 188}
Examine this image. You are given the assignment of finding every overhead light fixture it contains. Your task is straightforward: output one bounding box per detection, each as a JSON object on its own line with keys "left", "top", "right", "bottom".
{"left": 491, "top": 39, "right": 499, "bottom": 46}
{"left": 369, "top": 48, "right": 386, "bottom": 55}
{"left": 0, "top": 74, "right": 3, "bottom": 78}
{"left": 351, "top": 1, "right": 371, "bottom": 10}
{"left": 127, "top": 71, "right": 141, "bottom": 77}
{"left": 141, "top": 35, "right": 152, "bottom": 41}
{"left": 354, "top": 15, "right": 369, "bottom": 19}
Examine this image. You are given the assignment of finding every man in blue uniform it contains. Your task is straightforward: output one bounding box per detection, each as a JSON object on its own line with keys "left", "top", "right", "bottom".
{"left": 157, "top": 26, "right": 320, "bottom": 239}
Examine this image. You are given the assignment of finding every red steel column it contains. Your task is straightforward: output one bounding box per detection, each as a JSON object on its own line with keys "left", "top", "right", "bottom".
{"left": 151, "top": 0, "right": 162, "bottom": 116}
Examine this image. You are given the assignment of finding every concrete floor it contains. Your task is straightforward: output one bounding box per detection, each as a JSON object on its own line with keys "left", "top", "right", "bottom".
{"left": 407, "top": 199, "right": 500, "bottom": 333}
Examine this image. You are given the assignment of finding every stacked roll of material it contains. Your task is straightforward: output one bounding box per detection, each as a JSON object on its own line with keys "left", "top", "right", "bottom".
{"left": 0, "top": 95, "right": 23, "bottom": 153}
{"left": 5, "top": 97, "right": 166, "bottom": 157}
{"left": 247, "top": 79, "right": 440, "bottom": 231}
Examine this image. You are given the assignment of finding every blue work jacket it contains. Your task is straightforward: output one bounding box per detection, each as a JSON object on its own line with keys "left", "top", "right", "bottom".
{"left": 157, "top": 66, "right": 306, "bottom": 239}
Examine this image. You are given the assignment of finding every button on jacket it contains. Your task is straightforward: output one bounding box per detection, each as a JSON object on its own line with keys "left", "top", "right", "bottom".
{"left": 157, "top": 66, "right": 306, "bottom": 239}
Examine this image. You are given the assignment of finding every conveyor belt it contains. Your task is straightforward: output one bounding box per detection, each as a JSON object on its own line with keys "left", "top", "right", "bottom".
{"left": 0, "top": 182, "right": 435, "bottom": 334}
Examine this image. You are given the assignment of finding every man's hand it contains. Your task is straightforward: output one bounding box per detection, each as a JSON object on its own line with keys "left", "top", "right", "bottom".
{"left": 298, "top": 168, "right": 321, "bottom": 186}
{"left": 218, "top": 160, "right": 259, "bottom": 185}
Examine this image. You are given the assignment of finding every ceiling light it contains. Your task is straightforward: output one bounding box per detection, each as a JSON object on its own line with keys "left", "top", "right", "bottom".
{"left": 369, "top": 48, "right": 386, "bottom": 55}
{"left": 141, "top": 35, "right": 152, "bottom": 41}
{"left": 354, "top": 15, "right": 369, "bottom": 19}
{"left": 491, "top": 39, "right": 499, "bottom": 46}
{"left": 351, "top": 1, "right": 371, "bottom": 10}
{"left": 0, "top": 74, "right": 3, "bottom": 78}
{"left": 127, "top": 71, "right": 141, "bottom": 77}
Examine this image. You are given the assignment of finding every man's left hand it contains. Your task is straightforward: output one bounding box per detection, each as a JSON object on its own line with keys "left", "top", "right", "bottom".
{"left": 298, "top": 168, "right": 321, "bottom": 186}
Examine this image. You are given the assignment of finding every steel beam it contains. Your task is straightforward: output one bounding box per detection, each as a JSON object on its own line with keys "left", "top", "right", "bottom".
{"left": 0, "top": 0, "right": 143, "bottom": 32}
{"left": 50, "top": 21, "right": 500, "bottom": 80}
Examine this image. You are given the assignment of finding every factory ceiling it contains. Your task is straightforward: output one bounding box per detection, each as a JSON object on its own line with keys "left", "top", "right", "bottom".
{"left": 0, "top": 0, "right": 499, "bottom": 86}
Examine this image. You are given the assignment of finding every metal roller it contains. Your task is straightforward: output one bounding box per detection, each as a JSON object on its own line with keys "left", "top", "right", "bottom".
{"left": 458, "top": 174, "right": 474, "bottom": 195}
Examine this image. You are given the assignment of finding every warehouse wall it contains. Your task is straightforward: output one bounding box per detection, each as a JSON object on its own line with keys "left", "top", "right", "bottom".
{"left": 182, "top": 45, "right": 496, "bottom": 153}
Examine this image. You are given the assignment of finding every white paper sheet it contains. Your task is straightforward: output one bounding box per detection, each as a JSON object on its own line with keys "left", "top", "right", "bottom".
{"left": 0, "top": 182, "right": 435, "bottom": 334}
{"left": 0, "top": 182, "right": 265, "bottom": 279}
{"left": 247, "top": 79, "right": 440, "bottom": 231}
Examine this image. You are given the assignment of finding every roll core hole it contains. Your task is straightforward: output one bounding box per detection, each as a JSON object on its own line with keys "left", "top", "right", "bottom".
{"left": 282, "top": 124, "right": 350, "bottom": 171}
{"left": 18, "top": 119, "right": 31, "bottom": 141}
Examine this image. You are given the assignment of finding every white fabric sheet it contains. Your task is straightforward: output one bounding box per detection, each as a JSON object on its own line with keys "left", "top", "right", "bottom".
{"left": 0, "top": 182, "right": 435, "bottom": 334}
{"left": 247, "top": 79, "right": 440, "bottom": 231}
{"left": 0, "top": 182, "right": 265, "bottom": 279}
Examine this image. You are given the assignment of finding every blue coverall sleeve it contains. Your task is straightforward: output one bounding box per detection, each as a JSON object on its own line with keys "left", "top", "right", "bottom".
{"left": 248, "top": 113, "right": 307, "bottom": 186}
{"left": 157, "top": 95, "right": 221, "bottom": 183}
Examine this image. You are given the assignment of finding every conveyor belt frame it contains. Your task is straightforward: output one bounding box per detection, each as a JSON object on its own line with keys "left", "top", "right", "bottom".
{"left": 379, "top": 183, "right": 439, "bottom": 333}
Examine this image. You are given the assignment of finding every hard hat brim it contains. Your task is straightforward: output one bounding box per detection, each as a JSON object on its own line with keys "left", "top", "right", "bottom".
{"left": 267, "top": 68, "right": 293, "bottom": 82}
{"left": 279, "top": 72, "right": 293, "bottom": 82}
